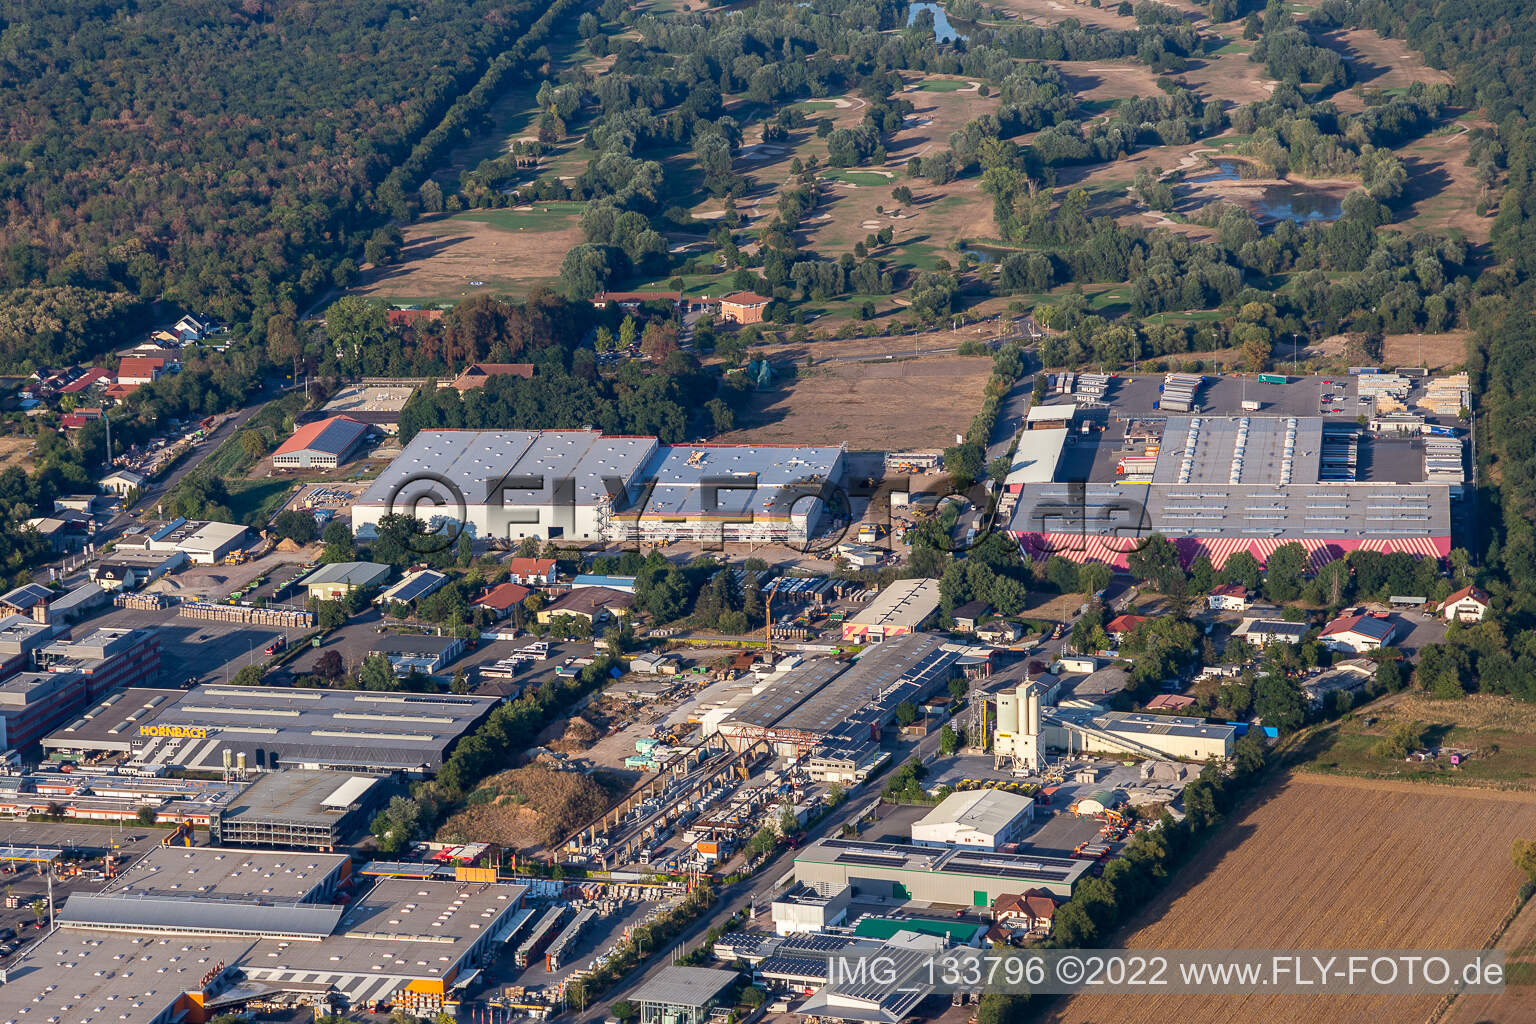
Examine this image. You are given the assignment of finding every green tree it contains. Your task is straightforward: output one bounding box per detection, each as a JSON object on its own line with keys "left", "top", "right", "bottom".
{"left": 1513, "top": 840, "right": 1536, "bottom": 883}
{"left": 895, "top": 700, "right": 918, "bottom": 726}
{"left": 939, "top": 723, "right": 960, "bottom": 755}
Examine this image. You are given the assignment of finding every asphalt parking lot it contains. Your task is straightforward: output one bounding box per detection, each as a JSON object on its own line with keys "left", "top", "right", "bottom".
{"left": 82, "top": 606, "right": 310, "bottom": 685}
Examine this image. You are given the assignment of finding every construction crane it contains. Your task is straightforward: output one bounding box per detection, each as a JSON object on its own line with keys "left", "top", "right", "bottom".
{"left": 764, "top": 577, "right": 783, "bottom": 660}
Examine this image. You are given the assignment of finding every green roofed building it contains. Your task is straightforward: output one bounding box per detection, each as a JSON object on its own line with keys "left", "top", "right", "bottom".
{"left": 851, "top": 915, "right": 986, "bottom": 945}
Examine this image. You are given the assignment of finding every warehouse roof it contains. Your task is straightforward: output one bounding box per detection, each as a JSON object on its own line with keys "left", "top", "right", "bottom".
{"left": 542, "top": 586, "right": 634, "bottom": 617}
{"left": 104, "top": 847, "right": 350, "bottom": 903}
{"left": 376, "top": 568, "right": 449, "bottom": 605}
{"left": 913, "top": 789, "right": 1034, "bottom": 837}
{"left": 1006, "top": 428, "right": 1068, "bottom": 487}
{"left": 60, "top": 891, "right": 346, "bottom": 938}
{"left": 42, "top": 686, "right": 185, "bottom": 752}
{"left": 797, "top": 837, "right": 1092, "bottom": 888}
{"left": 631, "top": 965, "right": 740, "bottom": 1008}
{"left": 1092, "top": 711, "right": 1237, "bottom": 743}
{"left": 846, "top": 579, "right": 941, "bottom": 630}
{"left": 775, "top": 633, "right": 957, "bottom": 735}
{"left": 275, "top": 415, "right": 369, "bottom": 458}
{"left": 0, "top": 581, "right": 55, "bottom": 611}
{"left": 1026, "top": 402, "right": 1077, "bottom": 423}
{"left": 104, "top": 686, "right": 498, "bottom": 772}
{"left": 302, "top": 561, "right": 391, "bottom": 589}
{"left": 630, "top": 443, "right": 844, "bottom": 520}
{"left": 725, "top": 659, "right": 848, "bottom": 730}
{"left": 222, "top": 770, "right": 380, "bottom": 829}
{"left": 355, "top": 430, "right": 658, "bottom": 510}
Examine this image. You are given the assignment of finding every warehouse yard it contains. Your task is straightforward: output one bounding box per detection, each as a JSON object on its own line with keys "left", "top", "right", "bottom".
{"left": 1042, "top": 773, "right": 1536, "bottom": 1024}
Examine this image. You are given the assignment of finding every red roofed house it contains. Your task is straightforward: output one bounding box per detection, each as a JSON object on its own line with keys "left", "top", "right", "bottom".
{"left": 1319, "top": 612, "right": 1397, "bottom": 654}
{"left": 116, "top": 356, "right": 175, "bottom": 387}
{"left": 61, "top": 368, "right": 112, "bottom": 395}
{"left": 472, "top": 582, "right": 533, "bottom": 620}
{"left": 1145, "top": 693, "right": 1197, "bottom": 712}
{"left": 272, "top": 415, "right": 370, "bottom": 469}
{"left": 592, "top": 291, "right": 683, "bottom": 312}
{"left": 451, "top": 363, "right": 535, "bottom": 391}
{"left": 507, "top": 557, "right": 558, "bottom": 586}
{"left": 1437, "top": 585, "right": 1490, "bottom": 623}
{"left": 60, "top": 408, "right": 103, "bottom": 430}
{"left": 1206, "top": 583, "right": 1252, "bottom": 612}
{"left": 992, "top": 890, "right": 1057, "bottom": 939}
{"left": 387, "top": 308, "right": 444, "bottom": 327}
{"left": 1105, "top": 614, "right": 1147, "bottom": 642}
{"left": 719, "top": 291, "right": 771, "bottom": 324}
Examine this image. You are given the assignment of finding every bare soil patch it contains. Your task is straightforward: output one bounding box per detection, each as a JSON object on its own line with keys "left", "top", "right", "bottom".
{"left": 352, "top": 208, "right": 583, "bottom": 300}
{"left": 1043, "top": 772, "right": 1536, "bottom": 1024}
{"left": 0, "top": 436, "right": 36, "bottom": 474}
{"left": 1394, "top": 126, "right": 1491, "bottom": 242}
{"left": 1379, "top": 331, "right": 1469, "bottom": 371}
{"left": 1048, "top": 60, "right": 1165, "bottom": 102}
{"left": 716, "top": 355, "right": 991, "bottom": 450}
{"left": 1317, "top": 28, "right": 1453, "bottom": 113}
{"left": 1178, "top": 51, "right": 1277, "bottom": 108}
{"left": 989, "top": 0, "right": 1136, "bottom": 30}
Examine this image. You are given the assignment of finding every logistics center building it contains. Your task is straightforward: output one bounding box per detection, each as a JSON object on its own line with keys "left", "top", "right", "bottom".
{"left": 1007, "top": 413, "right": 1455, "bottom": 569}
{"left": 351, "top": 430, "right": 846, "bottom": 545}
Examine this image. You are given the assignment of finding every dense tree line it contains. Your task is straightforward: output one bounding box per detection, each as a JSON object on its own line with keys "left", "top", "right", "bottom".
{"left": 0, "top": 0, "right": 562, "bottom": 339}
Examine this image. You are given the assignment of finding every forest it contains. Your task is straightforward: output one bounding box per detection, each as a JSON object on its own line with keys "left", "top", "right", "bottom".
{"left": 0, "top": 0, "right": 559, "bottom": 369}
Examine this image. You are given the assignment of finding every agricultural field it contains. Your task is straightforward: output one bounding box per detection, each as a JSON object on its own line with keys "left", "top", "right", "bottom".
{"left": 1301, "top": 693, "right": 1536, "bottom": 790}
{"left": 715, "top": 354, "right": 992, "bottom": 450}
{"left": 352, "top": 205, "right": 586, "bottom": 300}
{"left": 1441, "top": 893, "right": 1536, "bottom": 1023}
{"left": 1043, "top": 773, "right": 1536, "bottom": 1024}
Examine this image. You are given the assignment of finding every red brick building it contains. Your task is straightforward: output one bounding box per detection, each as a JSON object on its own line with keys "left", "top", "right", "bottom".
{"left": 719, "top": 291, "right": 771, "bottom": 324}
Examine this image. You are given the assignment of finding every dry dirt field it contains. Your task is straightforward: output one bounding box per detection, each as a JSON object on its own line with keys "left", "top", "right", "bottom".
{"left": 716, "top": 354, "right": 991, "bottom": 450}
{"left": 1048, "top": 61, "right": 1165, "bottom": 102}
{"left": 1042, "top": 773, "right": 1536, "bottom": 1024}
{"left": 1178, "top": 49, "right": 1277, "bottom": 108}
{"left": 1318, "top": 28, "right": 1454, "bottom": 114}
{"left": 1380, "top": 331, "right": 1470, "bottom": 371}
{"left": 351, "top": 207, "right": 583, "bottom": 300}
{"left": 1441, "top": 894, "right": 1536, "bottom": 1024}
{"left": 0, "top": 435, "right": 35, "bottom": 473}
{"left": 1395, "top": 126, "right": 1491, "bottom": 242}
{"left": 989, "top": 0, "right": 1137, "bottom": 30}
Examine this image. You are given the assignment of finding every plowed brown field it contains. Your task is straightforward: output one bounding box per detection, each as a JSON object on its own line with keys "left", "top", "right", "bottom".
{"left": 1042, "top": 773, "right": 1536, "bottom": 1024}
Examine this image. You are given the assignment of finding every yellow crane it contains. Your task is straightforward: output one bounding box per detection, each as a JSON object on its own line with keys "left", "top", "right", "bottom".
{"left": 764, "top": 577, "right": 783, "bottom": 660}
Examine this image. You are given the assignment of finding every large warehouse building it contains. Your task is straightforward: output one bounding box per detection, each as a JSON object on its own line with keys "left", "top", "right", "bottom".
{"left": 910, "top": 789, "right": 1035, "bottom": 850}
{"left": 793, "top": 837, "right": 1092, "bottom": 902}
{"left": 1008, "top": 410, "right": 1456, "bottom": 568}
{"left": 0, "top": 846, "right": 529, "bottom": 1022}
{"left": 351, "top": 430, "right": 846, "bottom": 545}
{"left": 43, "top": 685, "right": 498, "bottom": 776}
{"left": 715, "top": 633, "right": 962, "bottom": 757}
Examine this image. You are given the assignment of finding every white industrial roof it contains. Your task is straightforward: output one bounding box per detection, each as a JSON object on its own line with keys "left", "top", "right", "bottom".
{"left": 322, "top": 775, "right": 379, "bottom": 808}
{"left": 1006, "top": 428, "right": 1068, "bottom": 486}
{"left": 845, "top": 578, "right": 941, "bottom": 629}
{"left": 1026, "top": 402, "right": 1077, "bottom": 422}
{"left": 913, "top": 788, "right": 1034, "bottom": 837}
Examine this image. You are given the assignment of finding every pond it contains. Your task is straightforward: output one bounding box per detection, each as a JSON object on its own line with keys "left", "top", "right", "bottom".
{"left": 1252, "top": 185, "right": 1344, "bottom": 224}
{"left": 961, "top": 244, "right": 1013, "bottom": 264}
{"left": 908, "top": 2, "right": 966, "bottom": 43}
{"left": 1188, "top": 159, "right": 1245, "bottom": 183}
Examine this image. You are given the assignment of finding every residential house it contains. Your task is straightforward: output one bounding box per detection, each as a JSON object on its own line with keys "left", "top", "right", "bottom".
{"left": 536, "top": 586, "right": 634, "bottom": 625}
{"left": 174, "top": 314, "right": 215, "bottom": 341}
{"left": 90, "top": 562, "right": 145, "bottom": 591}
{"left": 591, "top": 291, "right": 683, "bottom": 313}
{"left": 1206, "top": 584, "right": 1252, "bottom": 611}
{"left": 60, "top": 368, "right": 112, "bottom": 396}
{"left": 507, "top": 557, "right": 558, "bottom": 586}
{"left": 1319, "top": 613, "right": 1398, "bottom": 654}
{"left": 1104, "top": 614, "right": 1147, "bottom": 643}
{"left": 472, "top": 582, "right": 532, "bottom": 621}
{"left": 992, "top": 890, "right": 1057, "bottom": 939}
{"left": 1145, "top": 693, "right": 1197, "bottom": 712}
{"left": 116, "top": 356, "right": 175, "bottom": 387}
{"left": 951, "top": 601, "right": 990, "bottom": 632}
{"left": 718, "top": 291, "right": 771, "bottom": 324}
{"left": 1230, "top": 618, "right": 1309, "bottom": 646}
{"left": 1437, "top": 585, "right": 1490, "bottom": 623}
{"left": 451, "top": 363, "right": 535, "bottom": 391}
{"left": 60, "top": 409, "right": 103, "bottom": 429}
{"left": 975, "top": 620, "right": 1023, "bottom": 644}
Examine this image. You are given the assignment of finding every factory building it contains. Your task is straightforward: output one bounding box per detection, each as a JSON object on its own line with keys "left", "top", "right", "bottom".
{"left": 0, "top": 846, "right": 529, "bottom": 1022}
{"left": 716, "top": 634, "right": 961, "bottom": 757}
{"left": 351, "top": 430, "right": 846, "bottom": 546}
{"left": 631, "top": 967, "right": 741, "bottom": 1024}
{"left": 43, "top": 684, "right": 498, "bottom": 776}
{"left": 793, "top": 837, "right": 1093, "bottom": 903}
{"left": 272, "top": 415, "right": 371, "bottom": 469}
{"left": 36, "top": 627, "right": 162, "bottom": 695}
{"left": 991, "top": 680, "right": 1235, "bottom": 768}
{"left": 910, "top": 789, "right": 1035, "bottom": 850}
{"left": 0, "top": 613, "right": 61, "bottom": 679}
{"left": 211, "top": 771, "right": 384, "bottom": 850}
{"left": 1010, "top": 415, "right": 1455, "bottom": 569}
{"left": 840, "top": 578, "right": 941, "bottom": 643}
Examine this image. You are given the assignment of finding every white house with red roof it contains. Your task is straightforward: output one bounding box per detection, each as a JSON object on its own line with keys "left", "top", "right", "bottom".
{"left": 1206, "top": 583, "right": 1252, "bottom": 611}
{"left": 1319, "top": 612, "right": 1397, "bottom": 654}
{"left": 1437, "top": 585, "right": 1490, "bottom": 623}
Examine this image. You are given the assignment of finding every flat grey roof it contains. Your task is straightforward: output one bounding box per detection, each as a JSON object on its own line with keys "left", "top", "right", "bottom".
{"left": 60, "top": 891, "right": 345, "bottom": 939}
{"left": 776, "top": 634, "right": 957, "bottom": 735}
{"left": 89, "top": 686, "right": 498, "bottom": 772}
{"left": 223, "top": 770, "right": 381, "bottom": 828}
{"left": 1094, "top": 711, "right": 1237, "bottom": 742}
{"left": 301, "top": 561, "right": 391, "bottom": 587}
{"left": 846, "top": 579, "right": 941, "bottom": 629}
{"left": 631, "top": 444, "right": 844, "bottom": 520}
{"left": 797, "top": 837, "right": 1093, "bottom": 887}
{"left": 104, "top": 847, "right": 351, "bottom": 903}
{"left": 632, "top": 965, "right": 740, "bottom": 1008}
{"left": 355, "top": 430, "right": 659, "bottom": 509}
{"left": 42, "top": 686, "right": 185, "bottom": 752}
{"left": 726, "top": 659, "right": 847, "bottom": 730}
